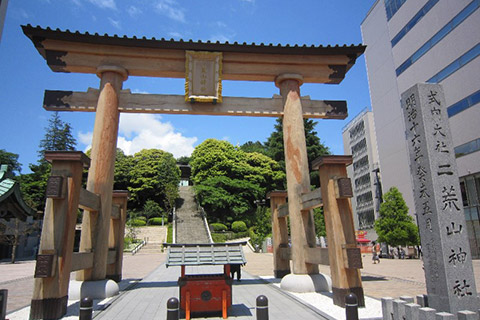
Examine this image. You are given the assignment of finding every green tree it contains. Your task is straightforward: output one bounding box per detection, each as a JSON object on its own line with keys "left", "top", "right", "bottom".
{"left": 239, "top": 141, "right": 267, "bottom": 155}
{"left": 264, "top": 118, "right": 330, "bottom": 187}
{"left": 0, "top": 149, "right": 22, "bottom": 175}
{"left": 142, "top": 200, "right": 163, "bottom": 223}
{"left": 374, "top": 187, "right": 420, "bottom": 247}
{"left": 18, "top": 113, "right": 77, "bottom": 212}
{"left": 128, "top": 149, "right": 180, "bottom": 210}
{"left": 38, "top": 112, "right": 77, "bottom": 159}
{"left": 176, "top": 156, "right": 191, "bottom": 165}
{"left": 191, "top": 139, "right": 284, "bottom": 224}
{"left": 18, "top": 162, "right": 50, "bottom": 211}
{"left": 113, "top": 148, "right": 133, "bottom": 191}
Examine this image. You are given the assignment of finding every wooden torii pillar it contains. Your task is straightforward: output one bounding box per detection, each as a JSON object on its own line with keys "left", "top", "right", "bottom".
{"left": 267, "top": 190, "right": 290, "bottom": 278}
{"left": 313, "top": 156, "right": 364, "bottom": 307}
{"left": 76, "top": 66, "right": 128, "bottom": 282}
{"left": 276, "top": 74, "right": 318, "bottom": 275}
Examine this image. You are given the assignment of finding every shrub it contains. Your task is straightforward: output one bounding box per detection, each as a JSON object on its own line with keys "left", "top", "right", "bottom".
{"left": 232, "top": 221, "right": 247, "bottom": 233}
{"left": 137, "top": 216, "right": 147, "bottom": 221}
{"left": 129, "top": 218, "right": 146, "bottom": 227}
{"left": 148, "top": 217, "right": 166, "bottom": 225}
{"left": 167, "top": 224, "right": 173, "bottom": 243}
{"left": 212, "top": 233, "right": 227, "bottom": 243}
{"left": 210, "top": 223, "right": 228, "bottom": 232}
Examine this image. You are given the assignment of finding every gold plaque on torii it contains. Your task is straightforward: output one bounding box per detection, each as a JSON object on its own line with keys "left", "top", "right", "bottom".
{"left": 185, "top": 51, "right": 222, "bottom": 103}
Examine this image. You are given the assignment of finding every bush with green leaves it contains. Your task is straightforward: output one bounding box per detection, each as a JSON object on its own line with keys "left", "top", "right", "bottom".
{"left": 148, "top": 217, "right": 166, "bottom": 225}
{"left": 212, "top": 233, "right": 227, "bottom": 243}
{"left": 167, "top": 224, "right": 173, "bottom": 243}
{"left": 232, "top": 221, "right": 247, "bottom": 233}
{"left": 210, "top": 223, "right": 228, "bottom": 232}
{"left": 129, "top": 218, "right": 146, "bottom": 227}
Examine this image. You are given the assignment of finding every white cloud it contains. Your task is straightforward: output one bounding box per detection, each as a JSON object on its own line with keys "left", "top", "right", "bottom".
{"left": 132, "top": 89, "right": 149, "bottom": 94}
{"left": 118, "top": 114, "right": 197, "bottom": 158}
{"left": 154, "top": 0, "right": 185, "bottom": 23}
{"left": 209, "top": 34, "right": 231, "bottom": 43}
{"left": 78, "top": 131, "right": 93, "bottom": 152}
{"left": 127, "top": 5, "right": 142, "bottom": 18}
{"left": 108, "top": 17, "right": 121, "bottom": 29}
{"left": 168, "top": 31, "right": 183, "bottom": 39}
{"left": 78, "top": 114, "right": 197, "bottom": 158}
{"left": 88, "top": 0, "right": 117, "bottom": 10}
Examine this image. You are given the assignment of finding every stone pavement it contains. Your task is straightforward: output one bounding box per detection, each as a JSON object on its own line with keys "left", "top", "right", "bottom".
{"left": 2, "top": 248, "right": 480, "bottom": 319}
{"left": 95, "top": 264, "right": 327, "bottom": 320}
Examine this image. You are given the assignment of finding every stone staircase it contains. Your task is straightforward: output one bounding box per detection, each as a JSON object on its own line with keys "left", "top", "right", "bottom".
{"left": 135, "top": 226, "right": 167, "bottom": 254}
{"left": 175, "top": 186, "right": 211, "bottom": 244}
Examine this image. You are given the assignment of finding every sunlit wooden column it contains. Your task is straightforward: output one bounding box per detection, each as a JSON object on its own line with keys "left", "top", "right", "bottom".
{"left": 267, "top": 191, "right": 290, "bottom": 278}
{"left": 313, "top": 156, "right": 364, "bottom": 307}
{"left": 30, "top": 152, "right": 90, "bottom": 320}
{"left": 77, "top": 66, "right": 128, "bottom": 281}
{"left": 106, "top": 190, "right": 129, "bottom": 282}
{"left": 275, "top": 74, "right": 318, "bottom": 275}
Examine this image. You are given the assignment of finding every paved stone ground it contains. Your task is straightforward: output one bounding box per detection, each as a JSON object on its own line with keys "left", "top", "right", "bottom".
{"left": 2, "top": 249, "right": 480, "bottom": 318}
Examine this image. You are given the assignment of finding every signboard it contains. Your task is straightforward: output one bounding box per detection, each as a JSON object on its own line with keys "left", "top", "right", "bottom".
{"left": 185, "top": 51, "right": 222, "bottom": 103}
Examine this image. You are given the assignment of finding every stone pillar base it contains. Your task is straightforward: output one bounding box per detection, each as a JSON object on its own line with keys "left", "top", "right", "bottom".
{"left": 280, "top": 273, "right": 332, "bottom": 293}
{"left": 30, "top": 296, "right": 68, "bottom": 320}
{"left": 68, "top": 279, "right": 119, "bottom": 300}
{"left": 332, "top": 286, "right": 365, "bottom": 308}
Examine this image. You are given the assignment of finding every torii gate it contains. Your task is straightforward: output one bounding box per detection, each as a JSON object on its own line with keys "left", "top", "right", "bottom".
{"left": 23, "top": 25, "right": 366, "bottom": 318}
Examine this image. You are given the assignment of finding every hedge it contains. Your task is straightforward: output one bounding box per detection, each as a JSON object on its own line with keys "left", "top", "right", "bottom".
{"left": 167, "top": 224, "right": 173, "bottom": 243}
{"left": 148, "top": 217, "right": 166, "bottom": 225}
{"left": 129, "top": 218, "right": 146, "bottom": 227}
{"left": 210, "top": 223, "right": 228, "bottom": 232}
{"left": 232, "top": 221, "right": 247, "bottom": 233}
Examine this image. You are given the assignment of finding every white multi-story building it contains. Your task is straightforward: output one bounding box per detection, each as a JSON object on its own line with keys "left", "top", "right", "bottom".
{"left": 342, "top": 109, "right": 382, "bottom": 240}
{"left": 361, "top": 0, "right": 480, "bottom": 257}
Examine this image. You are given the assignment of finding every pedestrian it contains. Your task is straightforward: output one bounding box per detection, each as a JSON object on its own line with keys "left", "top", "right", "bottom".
{"left": 372, "top": 242, "right": 380, "bottom": 264}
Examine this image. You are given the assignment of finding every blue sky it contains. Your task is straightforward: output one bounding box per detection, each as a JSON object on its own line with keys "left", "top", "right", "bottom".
{"left": 0, "top": 0, "right": 375, "bottom": 173}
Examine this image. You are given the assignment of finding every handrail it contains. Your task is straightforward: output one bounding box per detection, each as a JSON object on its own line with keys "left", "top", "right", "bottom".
{"left": 172, "top": 206, "right": 176, "bottom": 244}
{"left": 131, "top": 239, "right": 146, "bottom": 255}
{"left": 200, "top": 206, "right": 214, "bottom": 243}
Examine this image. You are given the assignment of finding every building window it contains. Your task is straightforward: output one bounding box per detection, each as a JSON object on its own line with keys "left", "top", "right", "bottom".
{"left": 358, "top": 209, "right": 375, "bottom": 229}
{"left": 355, "top": 173, "right": 371, "bottom": 190}
{"left": 351, "top": 138, "right": 367, "bottom": 158}
{"left": 353, "top": 155, "right": 369, "bottom": 173}
{"left": 448, "top": 89, "right": 480, "bottom": 118}
{"left": 349, "top": 120, "right": 365, "bottom": 140}
{"left": 427, "top": 43, "right": 480, "bottom": 83}
{"left": 454, "top": 138, "right": 480, "bottom": 158}
{"left": 396, "top": 0, "right": 479, "bottom": 77}
{"left": 391, "top": 0, "right": 439, "bottom": 47}
{"left": 384, "top": 0, "right": 407, "bottom": 21}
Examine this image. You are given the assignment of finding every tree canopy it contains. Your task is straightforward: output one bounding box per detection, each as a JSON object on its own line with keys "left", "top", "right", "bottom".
{"left": 191, "top": 139, "right": 284, "bottom": 224}
{"left": 264, "top": 118, "right": 330, "bottom": 187}
{"left": 38, "top": 112, "right": 77, "bottom": 159}
{"left": 374, "top": 187, "right": 420, "bottom": 246}
{"left": 18, "top": 112, "right": 77, "bottom": 212}
{"left": 128, "top": 149, "right": 180, "bottom": 210}
{"left": 0, "top": 149, "right": 22, "bottom": 175}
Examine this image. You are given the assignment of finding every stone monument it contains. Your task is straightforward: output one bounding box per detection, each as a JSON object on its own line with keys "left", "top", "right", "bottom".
{"left": 401, "top": 83, "right": 478, "bottom": 314}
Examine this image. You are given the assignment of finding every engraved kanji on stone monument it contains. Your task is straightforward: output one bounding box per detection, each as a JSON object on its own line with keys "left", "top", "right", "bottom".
{"left": 401, "top": 83, "right": 478, "bottom": 314}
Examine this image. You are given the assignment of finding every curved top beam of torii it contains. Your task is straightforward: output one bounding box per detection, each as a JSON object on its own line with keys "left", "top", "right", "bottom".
{"left": 22, "top": 24, "right": 365, "bottom": 84}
